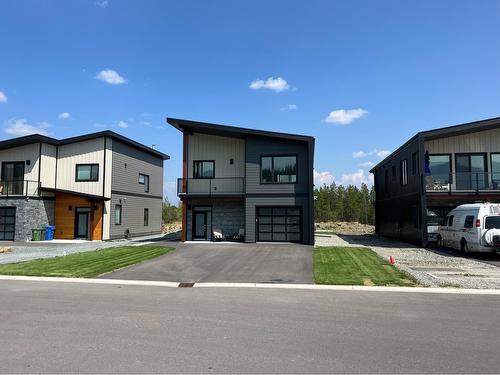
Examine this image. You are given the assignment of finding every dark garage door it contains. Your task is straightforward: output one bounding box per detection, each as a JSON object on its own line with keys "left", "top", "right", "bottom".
{"left": 0, "top": 207, "right": 16, "bottom": 241}
{"left": 257, "top": 207, "right": 302, "bottom": 242}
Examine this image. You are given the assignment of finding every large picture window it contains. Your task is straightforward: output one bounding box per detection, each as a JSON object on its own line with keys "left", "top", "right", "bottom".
{"left": 492, "top": 154, "right": 500, "bottom": 188}
{"left": 76, "top": 164, "right": 99, "bottom": 182}
{"left": 193, "top": 161, "right": 215, "bottom": 179}
{"left": 428, "top": 155, "right": 451, "bottom": 184}
{"left": 260, "top": 155, "right": 297, "bottom": 183}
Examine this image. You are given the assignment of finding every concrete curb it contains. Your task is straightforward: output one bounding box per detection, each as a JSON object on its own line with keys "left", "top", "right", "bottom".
{"left": 1, "top": 275, "right": 500, "bottom": 295}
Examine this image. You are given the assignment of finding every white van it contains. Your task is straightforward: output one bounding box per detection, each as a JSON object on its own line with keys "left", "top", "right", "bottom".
{"left": 437, "top": 203, "right": 500, "bottom": 253}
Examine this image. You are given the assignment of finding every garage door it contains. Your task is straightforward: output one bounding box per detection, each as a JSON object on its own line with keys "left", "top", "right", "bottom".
{"left": 0, "top": 207, "right": 15, "bottom": 241}
{"left": 257, "top": 207, "right": 302, "bottom": 242}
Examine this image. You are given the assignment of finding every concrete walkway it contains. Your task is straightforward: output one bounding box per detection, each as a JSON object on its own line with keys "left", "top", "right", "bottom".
{"left": 102, "top": 242, "right": 314, "bottom": 284}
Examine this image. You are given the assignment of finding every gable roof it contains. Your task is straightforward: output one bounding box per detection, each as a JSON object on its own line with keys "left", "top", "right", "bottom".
{"left": 370, "top": 116, "right": 500, "bottom": 173}
{"left": 0, "top": 130, "right": 170, "bottom": 160}
{"left": 167, "top": 117, "right": 314, "bottom": 143}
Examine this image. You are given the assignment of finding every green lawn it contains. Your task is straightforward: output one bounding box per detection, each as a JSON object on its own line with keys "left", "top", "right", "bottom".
{"left": 314, "top": 246, "right": 419, "bottom": 286}
{"left": 0, "top": 245, "right": 174, "bottom": 278}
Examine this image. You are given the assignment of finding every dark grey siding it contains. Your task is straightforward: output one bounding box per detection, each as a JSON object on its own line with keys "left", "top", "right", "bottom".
{"left": 245, "top": 196, "right": 310, "bottom": 244}
{"left": 109, "top": 194, "right": 162, "bottom": 239}
{"left": 245, "top": 135, "right": 313, "bottom": 244}
{"left": 110, "top": 140, "right": 164, "bottom": 239}
{"left": 373, "top": 136, "right": 425, "bottom": 245}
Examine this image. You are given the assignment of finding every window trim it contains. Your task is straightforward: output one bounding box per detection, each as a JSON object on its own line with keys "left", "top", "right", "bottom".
{"left": 75, "top": 164, "right": 99, "bottom": 182}
{"left": 143, "top": 208, "right": 149, "bottom": 226}
{"left": 259, "top": 154, "right": 298, "bottom": 185}
{"left": 193, "top": 160, "right": 215, "bottom": 179}
{"left": 400, "top": 159, "right": 408, "bottom": 186}
{"left": 138, "top": 173, "right": 150, "bottom": 193}
{"left": 115, "top": 204, "right": 122, "bottom": 225}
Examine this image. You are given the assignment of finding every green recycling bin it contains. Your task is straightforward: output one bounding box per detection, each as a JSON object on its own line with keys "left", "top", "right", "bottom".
{"left": 32, "top": 229, "right": 43, "bottom": 241}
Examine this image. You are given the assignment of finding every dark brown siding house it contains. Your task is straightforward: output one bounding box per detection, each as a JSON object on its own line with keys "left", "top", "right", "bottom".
{"left": 168, "top": 118, "right": 315, "bottom": 245}
{"left": 370, "top": 117, "right": 500, "bottom": 246}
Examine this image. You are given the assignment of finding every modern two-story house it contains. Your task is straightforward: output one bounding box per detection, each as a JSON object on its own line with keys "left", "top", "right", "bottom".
{"left": 0, "top": 131, "right": 169, "bottom": 241}
{"left": 370, "top": 117, "right": 500, "bottom": 246}
{"left": 168, "top": 118, "right": 315, "bottom": 245}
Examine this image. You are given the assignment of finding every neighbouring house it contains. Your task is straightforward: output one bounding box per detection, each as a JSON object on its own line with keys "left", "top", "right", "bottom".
{"left": 0, "top": 131, "right": 169, "bottom": 241}
{"left": 370, "top": 117, "right": 500, "bottom": 246}
{"left": 167, "top": 118, "right": 315, "bottom": 245}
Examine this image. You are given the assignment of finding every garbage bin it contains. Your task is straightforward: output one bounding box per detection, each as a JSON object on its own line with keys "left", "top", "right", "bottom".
{"left": 31, "top": 229, "right": 42, "bottom": 241}
{"left": 45, "top": 225, "right": 55, "bottom": 241}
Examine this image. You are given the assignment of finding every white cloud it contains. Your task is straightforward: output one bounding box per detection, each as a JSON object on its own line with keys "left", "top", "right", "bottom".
{"left": 249, "top": 77, "right": 290, "bottom": 92}
{"left": 96, "top": 0, "right": 109, "bottom": 7}
{"left": 323, "top": 108, "right": 368, "bottom": 125}
{"left": 58, "top": 112, "right": 70, "bottom": 119}
{"left": 4, "top": 118, "right": 50, "bottom": 136}
{"left": 117, "top": 120, "right": 128, "bottom": 129}
{"left": 143, "top": 121, "right": 152, "bottom": 127}
{"left": 280, "top": 104, "right": 297, "bottom": 111}
{"left": 314, "top": 169, "right": 335, "bottom": 186}
{"left": 352, "top": 151, "right": 367, "bottom": 158}
{"left": 374, "top": 149, "right": 391, "bottom": 158}
{"left": 95, "top": 69, "right": 127, "bottom": 85}
{"left": 0, "top": 91, "right": 7, "bottom": 103}
{"left": 338, "top": 169, "right": 373, "bottom": 187}
{"left": 359, "top": 161, "right": 375, "bottom": 168}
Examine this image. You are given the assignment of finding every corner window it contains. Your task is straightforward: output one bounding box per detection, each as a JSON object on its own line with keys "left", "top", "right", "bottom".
{"left": 429, "top": 155, "right": 451, "bottom": 184}
{"left": 260, "top": 155, "right": 297, "bottom": 183}
{"left": 76, "top": 164, "right": 99, "bottom": 182}
{"left": 115, "top": 204, "right": 122, "bottom": 225}
{"left": 400, "top": 159, "right": 408, "bottom": 186}
{"left": 139, "top": 173, "right": 150, "bottom": 192}
{"left": 193, "top": 161, "right": 215, "bottom": 179}
{"left": 144, "top": 208, "right": 149, "bottom": 226}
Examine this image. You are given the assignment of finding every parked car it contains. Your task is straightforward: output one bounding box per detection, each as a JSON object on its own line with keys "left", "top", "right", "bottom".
{"left": 427, "top": 209, "right": 440, "bottom": 242}
{"left": 437, "top": 203, "right": 500, "bottom": 253}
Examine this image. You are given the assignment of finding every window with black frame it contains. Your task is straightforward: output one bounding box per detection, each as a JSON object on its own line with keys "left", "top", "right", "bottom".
{"left": 491, "top": 154, "right": 500, "bottom": 188}
{"left": 260, "top": 155, "right": 297, "bottom": 183}
{"left": 193, "top": 161, "right": 214, "bottom": 179}
{"left": 76, "top": 164, "right": 99, "bottom": 182}
{"left": 428, "top": 155, "right": 451, "bottom": 185}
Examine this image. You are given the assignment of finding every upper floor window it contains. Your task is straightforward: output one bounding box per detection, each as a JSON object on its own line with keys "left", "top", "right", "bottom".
{"left": 261, "top": 155, "right": 297, "bottom": 184}
{"left": 139, "top": 173, "right": 150, "bottom": 192}
{"left": 428, "top": 154, "right": 451, "bottom": 184}
{"left": 400, "top": 159, "right": 408, "bottom": 186}
{"left": 193, "top": 161, "right": 215, "bottom": 179}
{"left": 76, "top": 164, "right": 99, "bottom": 182}
{"left": 411, "top": 152, "right": 418, "bottom": 175}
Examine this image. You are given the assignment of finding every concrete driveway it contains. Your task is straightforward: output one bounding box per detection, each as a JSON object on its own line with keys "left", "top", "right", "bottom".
{"left": 102, "top": 242, "right": 313, "bottom": 284}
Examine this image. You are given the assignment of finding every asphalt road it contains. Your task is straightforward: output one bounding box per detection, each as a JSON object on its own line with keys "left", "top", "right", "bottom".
{"left": 102, "top": 242, "right": 314, "bottom": 284}
{"left": 0, "top": 281, "right": 499, "bottom": 373}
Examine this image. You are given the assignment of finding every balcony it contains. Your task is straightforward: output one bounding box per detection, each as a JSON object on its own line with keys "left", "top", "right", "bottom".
{"left": 177, "top": 177, "right": 245, "bottom": 197}
{"left": 425, "top": 173, "right": 500, "bottom": 194}
{"left": 0, "top": 180, "right": 41, "bottom": 197}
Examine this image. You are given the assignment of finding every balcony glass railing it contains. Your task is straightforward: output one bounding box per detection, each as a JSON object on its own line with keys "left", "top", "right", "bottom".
{"left": 0, "top": 180, "right": 41, "bottom": 197}
{"left": 425, "top": 172, "right": 500, "bottom": 192}
{"left": 177, "top": 177, "right": 245, "bottom": 196}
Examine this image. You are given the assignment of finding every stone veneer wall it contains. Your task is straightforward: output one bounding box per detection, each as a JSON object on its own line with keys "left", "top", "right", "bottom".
{"left": 186, "top": 200, "right": 244, "bottom": 240}
{"left": 0, "top": 198, "right": 55, "bottom": 241}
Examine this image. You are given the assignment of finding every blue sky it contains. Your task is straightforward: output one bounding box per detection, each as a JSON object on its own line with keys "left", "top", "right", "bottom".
{"left": 1, "top": 0, "right": 499, "bottom": 203}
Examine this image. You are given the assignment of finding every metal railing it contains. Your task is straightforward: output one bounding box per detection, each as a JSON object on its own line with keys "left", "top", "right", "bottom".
{"left": 425, "top": 172, "right": 500, "bottom": 193}
{"left": 0, "top": 180, "right": 41, "bottom": 197}
{"left": 177, "top": 177, "right": 245, "bottom": 196}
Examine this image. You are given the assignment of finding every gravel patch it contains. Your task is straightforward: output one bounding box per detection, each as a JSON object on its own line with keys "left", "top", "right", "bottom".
{"left": 315, "top": 233, "right": 500, "bottom": 289}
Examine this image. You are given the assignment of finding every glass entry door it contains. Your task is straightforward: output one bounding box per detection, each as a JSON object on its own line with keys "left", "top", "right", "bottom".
{"left": 75, "top": 208, "right": 91, "bottom": 239}
{"left": 455, "top": 154, "right": 487, "bottom": 190}
{"left": 192, "top": 206, "right": 212, "bottom": 240}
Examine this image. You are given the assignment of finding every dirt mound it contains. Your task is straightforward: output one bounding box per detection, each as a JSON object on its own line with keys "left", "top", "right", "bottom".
{"left": 162, "top": 222, "right": 182, "bottom": 234}
{"left": 316, "top": 221, "right": 375, "bottom": 235}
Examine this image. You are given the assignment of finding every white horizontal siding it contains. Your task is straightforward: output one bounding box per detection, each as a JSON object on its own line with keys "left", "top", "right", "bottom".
{"left": 56, "top": 137, "right": 105, "bottom": 196}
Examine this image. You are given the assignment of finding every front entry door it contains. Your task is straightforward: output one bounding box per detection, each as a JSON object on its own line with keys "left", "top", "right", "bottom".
{"left": 193, "top": 211, "right": 207, "bottom": 239}
{"left": 75, "top": 208, "right": 91, "bottom": 239}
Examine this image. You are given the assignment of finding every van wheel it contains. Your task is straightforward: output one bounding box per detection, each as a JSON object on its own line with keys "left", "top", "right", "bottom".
{"left": 437, "top": 235, "right": 443, "bottom": 247}
{"left": 461, "top": 239, "right": 470, "bottom": 255}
